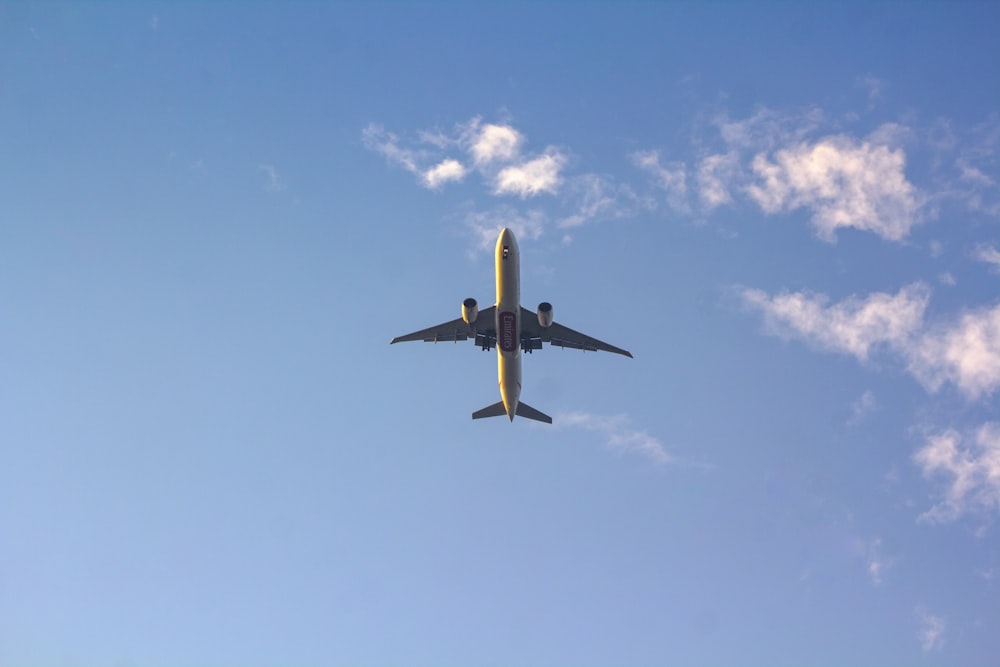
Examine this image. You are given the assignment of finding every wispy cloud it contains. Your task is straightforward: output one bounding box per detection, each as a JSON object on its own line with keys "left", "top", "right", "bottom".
{"left": 740, "top": 284, "right": 1000, "bottom": 399}
{"left": 973, "top": 243, "right": 1000, "bottom": 273}
{"left": 948, "top": 114, "right": 1000, "bottom": 215}
{"left": 558, "top": 174, "right": 647, "bottom": 230}
{"left": 914, "top": 423, "right": 1000, "bottom": 523}
{"left": 632, "top": 109, "right": 930, "bottom": 240}
{"left": 364, "top": 116, "right": 644, "bottom": 249}
{"left": 715, "top": 107, "right": 825, "bottom": 152}
{"left": 632, "top": 150, "right": 688, "bottom": 212}
{"left": 362, "top": 123, "right": 419, "bottom": 174}
{"left": 258, "top": 164, "right": 284, "bottom": 192}
{"left": 856, "top": 74, "right": 884, "bottom": 109}
{"left": 848, "top": 390, "right": 877, "bottom": 426}
{"left": 739, "top": 283, "right": 929, "bottom": 361}
{"left": 556, "top": 411, "right": 675, "bottom": 466}
{"left": 696, "top": 152, "right": 739, "bottom": 209}
{"left": 464, "top": 206, "right": 547, "bottom": 253}
{"left": 866, "top": 537, "right": 893, "bottom": 585}
{"left": 916, "top": 607, "right": 946, "bottom": 652}
{"left": 364, "top": 116, "right": 565, "bottom": 198}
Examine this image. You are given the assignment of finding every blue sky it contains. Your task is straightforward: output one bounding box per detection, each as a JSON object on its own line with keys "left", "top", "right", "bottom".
{"left": 2, "top": 2, "right": 999, "bottom": 666}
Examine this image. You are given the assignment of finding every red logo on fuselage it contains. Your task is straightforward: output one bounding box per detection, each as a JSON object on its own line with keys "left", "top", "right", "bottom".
{"left": 499, "top": 311, "right": 517, "bottom": 352}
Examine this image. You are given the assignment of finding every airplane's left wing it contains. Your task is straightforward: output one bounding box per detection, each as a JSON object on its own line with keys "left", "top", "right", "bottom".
{"left": 520, "top": 306, "right": 633, "bottom": 358}
{"left": 391, "top": 306, "right": 496, "bottom": 345}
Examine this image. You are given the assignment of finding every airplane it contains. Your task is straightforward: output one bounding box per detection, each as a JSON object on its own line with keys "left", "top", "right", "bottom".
{"left": 391, "top": 227, "right": 632, "bottom": 424}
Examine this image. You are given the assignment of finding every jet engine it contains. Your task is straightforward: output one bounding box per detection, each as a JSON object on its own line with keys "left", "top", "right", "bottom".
{"left": 462, "top": 298, "right": 479, "bottom": 325}
{"left": 537, "top": 302, "right": 553, "bottom": 328}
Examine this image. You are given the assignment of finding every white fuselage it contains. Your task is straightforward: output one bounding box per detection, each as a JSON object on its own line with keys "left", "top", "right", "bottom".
{"left": 494, "top": 228, "right": 521, "bottom": 420}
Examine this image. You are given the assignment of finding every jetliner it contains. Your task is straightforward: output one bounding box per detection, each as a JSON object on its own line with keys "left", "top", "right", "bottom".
{"left": 391, "top": 228, "right": 632, "bottom": 423}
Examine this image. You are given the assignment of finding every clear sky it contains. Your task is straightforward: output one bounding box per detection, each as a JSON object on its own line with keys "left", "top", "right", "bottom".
{"left": 2, "top": 2, "right": 998, "bottom": 666}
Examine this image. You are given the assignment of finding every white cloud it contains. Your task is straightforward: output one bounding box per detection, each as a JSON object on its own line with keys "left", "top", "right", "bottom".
{"left": 740, "top": 283, "right": 929, "bottom": 361}
{"left": 914, "top": 423, "right": 1000, "bottom": 523}
{"left": 907, "top": 303, "right": 1000, "bottom": 399}
{"left": 632, "top": 150, "right": 688, "bottom": 211}
{"left": 423, "top": 159, "right": 467, "bottom": 189}
{"left": 465, "top": 120, "right": 524, "bottom": 165}
{"left": 916, "top": 607, "right": 947, "bottom": 652}
{"left": 741, "top": 284, "right": 1000, "bottom": 400}
{"left": 745, "top": 136, "right": 921, "bottom": 242}
{"left": 973, "top": 243, "right": 1000, "bottom": 272}
{"left": 556, "top": 411, "right": 674, "bottom": 466}
{"left": 494, "top": 149, "right": 567, "bottom": 198}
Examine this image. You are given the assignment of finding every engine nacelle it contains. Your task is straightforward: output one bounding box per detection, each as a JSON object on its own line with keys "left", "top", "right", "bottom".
{"left": 462, "top": 297, "right": 479, "bottom": 325}
{"left": 537, "top": 302, "right": 553, "bottom": 328}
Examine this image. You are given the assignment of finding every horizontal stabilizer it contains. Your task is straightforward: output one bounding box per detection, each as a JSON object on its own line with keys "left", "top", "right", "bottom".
{"left": 471, "top": 400, "right": 553, "bottom": 424}
{"left": 515, "top": 401, "right": 552, "bottom": 424}
{"left": 472, "top": 401, "right": 507, "bottom": 420}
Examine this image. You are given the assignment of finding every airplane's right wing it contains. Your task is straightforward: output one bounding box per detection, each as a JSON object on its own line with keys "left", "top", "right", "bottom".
{"left": 391, "top": 306, "right": 496, "bottom": 345}
{"left": 520, "top": 306, "right": 632, "bottom": 358}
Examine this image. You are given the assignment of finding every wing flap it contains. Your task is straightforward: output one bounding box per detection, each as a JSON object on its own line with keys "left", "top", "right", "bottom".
{"left": 391, "top": 307, "right": 496, "bottom": 345}
{"left": 519, "top": 306, "right": 632, "bottom": 358}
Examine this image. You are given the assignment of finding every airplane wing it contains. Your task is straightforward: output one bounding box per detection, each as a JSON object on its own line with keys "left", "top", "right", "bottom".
{"left": 520, "top": 306, "right": 633, "bottom": 358}
{"left": 391, "top": 306, "right": 496, "bottom": 345}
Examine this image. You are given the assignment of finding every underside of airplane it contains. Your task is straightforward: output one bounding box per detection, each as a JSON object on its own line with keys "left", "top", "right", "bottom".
{"left": 391, "top": 228, "right": 632, "bottom": 423}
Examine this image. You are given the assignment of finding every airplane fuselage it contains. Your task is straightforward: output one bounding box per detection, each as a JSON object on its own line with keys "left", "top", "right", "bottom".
{"left": 495, "top": 228, "right": 521, "bottom": 420}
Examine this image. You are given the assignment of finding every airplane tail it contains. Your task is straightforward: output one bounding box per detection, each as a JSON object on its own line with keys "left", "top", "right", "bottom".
{"left": 472, "top": 401, "right": 507, "bottom": 420}
{"left": 471, "top": 400, "right": 552, "bottom": 424}
{"left": 515, "top": 401, "right": 553, "bottom": 424}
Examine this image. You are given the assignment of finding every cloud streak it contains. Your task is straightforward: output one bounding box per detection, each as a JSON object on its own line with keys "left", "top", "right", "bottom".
{"left": 973, "top": 243, "right": 1000, "bottom": 272}
{"left": 556, "top": 411, "right": 674, "bottom": 466}
{"left": 739, "top": 283, "right": 929, "bottom": 361}
{"left": 740, "top": 284, "right": 1000, "bottom": 400}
